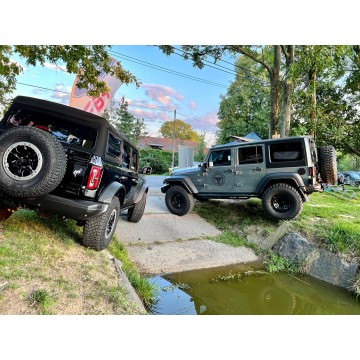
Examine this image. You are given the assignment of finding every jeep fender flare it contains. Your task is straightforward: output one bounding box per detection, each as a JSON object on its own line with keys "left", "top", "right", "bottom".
{"left": 97, "top": 182, "right": 126, "bottom": 204}
{"left": 133, "top": 183, "right": 149, "bottom": 204}
{"left": 256, "top": 173, "right": 308, "bottom": 201}
{"left": 161, "top": 176, "right": 199, "bottom": 194}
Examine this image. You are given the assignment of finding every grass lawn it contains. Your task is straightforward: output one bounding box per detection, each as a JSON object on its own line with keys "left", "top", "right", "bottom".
{"left": 0, "top": 210, "right": 154, "bottom": 314}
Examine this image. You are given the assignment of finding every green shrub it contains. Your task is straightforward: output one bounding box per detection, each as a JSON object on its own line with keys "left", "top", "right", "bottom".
{"left": 139, "top": 148, "right": 178, "bottom": 174}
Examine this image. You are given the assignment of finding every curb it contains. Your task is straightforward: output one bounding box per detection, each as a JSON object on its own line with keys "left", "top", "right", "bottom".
{"left": 105, "top": 251, "right": 148, "bottom": 314}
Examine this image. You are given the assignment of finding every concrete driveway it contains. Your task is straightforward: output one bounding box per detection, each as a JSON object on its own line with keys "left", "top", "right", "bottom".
{"left": 115, "top": 175, "right": 258, "bottom": 275}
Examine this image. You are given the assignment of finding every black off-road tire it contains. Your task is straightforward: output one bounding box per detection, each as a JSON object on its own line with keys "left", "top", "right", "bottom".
{"left": 127, "top": 191, "right": 147, "bottom": 223}
{"left": 165, "top": 185, "right": 195, "bottom": 216}
{"left": 82, "top": 197, "right": 120, "bottom": 251}
{"left": 0, "top": 127, "right": 67, "bottom": 198}
{"left": 318, "top": 145, "right": 337, "bottom": 184}
{"left": 262, "top": 183, "right": 303, "bottom": 221}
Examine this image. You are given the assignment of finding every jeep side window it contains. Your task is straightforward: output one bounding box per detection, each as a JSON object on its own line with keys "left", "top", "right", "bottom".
{"left": 238, "top": 146, "right": 263, "bottom": 165}
{"left": 107, "top": 133, "right": 121, "bottom": 159}
{"left": 131, "top": 150, "right": 138, "bottom": 171}
{"left": 122, "top": 142, "right": 131, "bottom": 169}
{"left": 208, "top": 149, "right": 232, "bottom": 166}
{"left": 269, "top": 141, "right": 303, "bottom": 162}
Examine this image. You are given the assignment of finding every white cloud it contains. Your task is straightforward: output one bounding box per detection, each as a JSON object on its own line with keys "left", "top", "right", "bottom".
{"left": 44, "top": 62, "right": 67, "bottom": 73}
{"left": 189, "top": 101, "right": 197, "bottom": 110}
{"left": 141, "top": 84, "right": 184, "bottom": 105}
{"left": 184, "top": 111, "right": 219, "bottom": 132}
{"left": 50, "top": 82, "right": 71, "bottom": 104}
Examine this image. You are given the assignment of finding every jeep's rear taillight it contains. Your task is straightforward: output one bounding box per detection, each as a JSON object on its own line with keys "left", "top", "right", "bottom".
{"left": 309, "top": 167, "right": 315, "bottom": 178}
{"left": 86, "top": 166, "right": 103, "bottom": 190}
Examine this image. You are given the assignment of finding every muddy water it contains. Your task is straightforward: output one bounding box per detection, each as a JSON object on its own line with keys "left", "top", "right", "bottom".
{"left": 149, "top": 263, "right": 360, "bottom": 315}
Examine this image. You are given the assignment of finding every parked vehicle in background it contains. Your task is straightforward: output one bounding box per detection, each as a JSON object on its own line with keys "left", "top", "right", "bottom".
{"left": 162, "top": 136, "right": 337, "bottom": 221}
{"left": 0, "top": 96, "right": 150, "bottom": 251}
{"left": 343, "top": 171, "right": 360, "bottom": 186}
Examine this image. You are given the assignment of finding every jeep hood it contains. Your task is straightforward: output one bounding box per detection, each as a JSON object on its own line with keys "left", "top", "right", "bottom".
{"left": 171, "top": 166, "right": 202, "bottom": 176}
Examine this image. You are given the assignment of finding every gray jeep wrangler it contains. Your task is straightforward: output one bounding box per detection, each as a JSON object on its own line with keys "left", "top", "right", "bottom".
{"left": 161, "top": 136, "right": 337, "bottom": 221}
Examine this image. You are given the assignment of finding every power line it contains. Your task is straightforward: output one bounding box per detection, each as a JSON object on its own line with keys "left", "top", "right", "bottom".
{"left": 169, "top": 46, "right": 237, "bottom": 75}
{"left": 168, "top": 46, "right": 270, "bottom": 87}
{"left": 109, "top": 50, "right": 229, "bottom": 89}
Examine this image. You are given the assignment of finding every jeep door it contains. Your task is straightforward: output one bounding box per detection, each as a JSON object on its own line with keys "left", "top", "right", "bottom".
{"left": 121, "top": 142, "right": 143, "bottom": 207}
{"left": 201, "top": 148, "right": 236, "bottom": 193}
{"left": 235, "top": 145, "right": 265, "bottom": 194}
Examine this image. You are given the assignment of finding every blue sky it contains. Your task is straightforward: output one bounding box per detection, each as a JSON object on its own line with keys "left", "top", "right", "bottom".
{"left": 12, "top": 45, "right": 236, "bottom": 146}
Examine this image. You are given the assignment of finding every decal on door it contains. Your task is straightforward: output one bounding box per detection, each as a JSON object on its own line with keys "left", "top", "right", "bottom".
{"left": 212, "top": 171, "right": 226, "bottom": 186}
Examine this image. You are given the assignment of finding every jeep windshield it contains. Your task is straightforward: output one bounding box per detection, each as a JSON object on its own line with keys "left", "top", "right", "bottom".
{"left": 2, "top": 108, "right": 97, "bottom": 149}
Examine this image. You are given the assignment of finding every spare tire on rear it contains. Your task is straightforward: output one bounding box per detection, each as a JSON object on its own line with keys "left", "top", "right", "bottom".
{"left": 0, "top": 126, "right": 67, "bottom": 198}
{"left": 317, "top": 145, "right": 337, "bottom": 184}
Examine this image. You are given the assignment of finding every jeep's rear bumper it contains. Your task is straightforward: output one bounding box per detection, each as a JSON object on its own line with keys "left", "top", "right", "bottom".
{"left": 305, "top": 183, "right": 322, "bottom": 194}
{"left": 23, "top": 194, "right": 108, "bottom": 220}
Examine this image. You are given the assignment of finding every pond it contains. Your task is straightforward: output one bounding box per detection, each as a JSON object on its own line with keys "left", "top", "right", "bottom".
{"left": 149, "top": 263, "right": 360, "bottom": 315}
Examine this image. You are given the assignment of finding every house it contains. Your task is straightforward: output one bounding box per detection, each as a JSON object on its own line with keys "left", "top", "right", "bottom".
{"left": 138, "top": 136, "right": 200, "bottom": 152}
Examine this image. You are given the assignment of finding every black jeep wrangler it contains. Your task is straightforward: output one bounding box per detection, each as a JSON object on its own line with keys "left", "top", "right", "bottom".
{"left": 162, "top": 136, "right": 337, "bottom": 221}
{"left": 0, "top": 96, "right": 150, "bottom": 250}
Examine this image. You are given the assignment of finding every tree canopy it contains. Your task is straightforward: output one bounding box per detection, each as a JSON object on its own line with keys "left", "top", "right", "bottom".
{"left": 217, "top": 55, "right": 270, "bottom": 143}
{"left": 0, "top": 45, "right": 138, "bottom": 107}
{"left": 160, "top": 119, "right": 200, "bottom": 142}
{"left": 160, "top": 45, "right": 360, "bottom": 156}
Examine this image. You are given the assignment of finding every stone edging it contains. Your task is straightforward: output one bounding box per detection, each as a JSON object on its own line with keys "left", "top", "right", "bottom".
{"left": 104, "top": 251, "right": 147, "bottom": 314}
{"left": 272, "top": 232, "right": 359, "bottom": 291}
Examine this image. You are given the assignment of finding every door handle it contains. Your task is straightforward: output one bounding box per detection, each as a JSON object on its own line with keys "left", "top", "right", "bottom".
{"left": 252, "top": 167, "right": 262, "bottom": 172}
{"left": 224, "top": 169, "right": 234, "bottom": 173}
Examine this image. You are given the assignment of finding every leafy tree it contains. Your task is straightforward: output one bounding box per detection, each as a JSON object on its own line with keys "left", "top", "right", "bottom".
{"left": 290, "top": 46, "right": 351, "bottom": 137}
{"left": 280, "top": 45, "right": 295, "bottom": 137}
{"left": 160, "top": 119, "right": 200, "bottom": 141}
{"left": 159, "top": 45, "right": 282, "bottom": 137}
{"left": 288, "top": 46, "right": 360, "bottom": 157}
{"left": 194, "top": 131, "right": 207, "bottom": 161}
{"left": 345, "top": 46, "right": 360, "bottom": 95}
{"left": 104, "top": 97, "right": 148, "bottom": 143}
{"left": 0, "top": 45, "right": 138, "bottom": 108}
{"left": 217, "top": 55, "right": 269, "bottom": 143}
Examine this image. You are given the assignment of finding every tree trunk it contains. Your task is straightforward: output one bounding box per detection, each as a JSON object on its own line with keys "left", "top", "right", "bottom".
{"left": 309, "top": 66, "right": 317, "bottom": 137}
{"left": 280, "top": 45, "right": 295, "bottom": 138}
{"left": 269, "top": 46, "right": 281, "bottom": 138}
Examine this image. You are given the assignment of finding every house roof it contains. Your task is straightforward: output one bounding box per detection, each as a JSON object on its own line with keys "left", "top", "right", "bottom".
{"left": 138, "top": 136, "right": 199, "bottom": 151}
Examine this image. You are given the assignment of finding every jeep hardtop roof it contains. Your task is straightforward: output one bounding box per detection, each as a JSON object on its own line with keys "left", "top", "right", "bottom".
{"left": 2, "top": 96, "right": 137, "bottom": 152}
{"left": 211, "top": 135, "right": 314, "bottom": 150}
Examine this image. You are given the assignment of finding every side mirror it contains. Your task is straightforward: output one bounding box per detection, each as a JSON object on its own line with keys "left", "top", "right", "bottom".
{"left": 142, "top": 166, "right": 152, "bottom": 175}
{"left": 202, "top": 162, "right": 209, "bottom": 169}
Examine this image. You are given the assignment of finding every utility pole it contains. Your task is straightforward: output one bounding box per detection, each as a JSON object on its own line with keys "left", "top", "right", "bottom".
{"left": 171, "top": 109, "right": 176, "bottom": 169}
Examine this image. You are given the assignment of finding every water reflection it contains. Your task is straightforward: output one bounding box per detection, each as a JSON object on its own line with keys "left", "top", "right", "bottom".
{"left": 150, "top": 264, "right": 360, "bottom": 315}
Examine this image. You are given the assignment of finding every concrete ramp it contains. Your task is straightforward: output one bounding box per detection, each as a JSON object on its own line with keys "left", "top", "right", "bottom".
{"left": 115, "top": 188, "right": 258, "bottom": 275}
{"left": 125, "top": 239, "right": 258, "bottom": 276}
{"left": 117, "top": 213, "right": 221, "bottom": 244}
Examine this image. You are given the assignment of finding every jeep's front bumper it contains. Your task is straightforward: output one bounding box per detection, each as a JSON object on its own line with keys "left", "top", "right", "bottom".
{"left": 23, "top": 194, "right": 108, "bottom": 220}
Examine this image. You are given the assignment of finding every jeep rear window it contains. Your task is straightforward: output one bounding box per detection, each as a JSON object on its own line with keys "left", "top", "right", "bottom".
{"left": 4, "top": 108, "right": 97, "bottom": 149}
{"left": 269, "top": 141, "right": 303, "bottom": 162}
